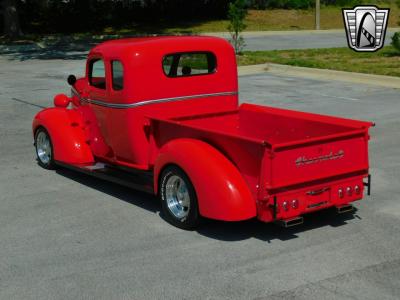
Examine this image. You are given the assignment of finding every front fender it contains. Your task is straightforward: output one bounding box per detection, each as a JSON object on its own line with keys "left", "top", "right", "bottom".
{"left": 32, "top": 108, "right": 94, "bottom": 165}
{"left": 154, "top": 138, "right": 256, "bottom": 221}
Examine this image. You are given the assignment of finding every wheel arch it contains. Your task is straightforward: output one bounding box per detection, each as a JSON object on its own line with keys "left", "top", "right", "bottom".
{"left": 32, "top": 107, "right": 94, "bottom": 165}
{"left": 33, "top": 124, "right": 44, "bottom": 137}
{"left": 154, "top": 138, "right": 256, "bottom": 221}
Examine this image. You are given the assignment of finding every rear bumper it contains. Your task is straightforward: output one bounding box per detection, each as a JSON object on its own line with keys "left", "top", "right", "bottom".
{"left": 257, "top": 174, "right": 370, "bottom": 223}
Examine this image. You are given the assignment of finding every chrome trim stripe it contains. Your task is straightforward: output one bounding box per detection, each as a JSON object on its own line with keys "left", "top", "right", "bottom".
{"left": 71, "top": 87, "right": 83, "bottom": 100}
{"left": 71, "top": 87, "right": 237, "bottom": 109}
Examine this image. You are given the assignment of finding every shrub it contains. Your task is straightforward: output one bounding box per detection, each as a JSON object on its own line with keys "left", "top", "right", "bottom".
{"left": 392, "top": 1, "right": 400, "bottom": 53}
{"left": 250, "top": 0, "right": 268, "bottom": 9}
{"left": 392, "top": 32, "right": 400, "bottom": 53}
{"left": 286, "top": 0, "right": 313, "bottom": 9}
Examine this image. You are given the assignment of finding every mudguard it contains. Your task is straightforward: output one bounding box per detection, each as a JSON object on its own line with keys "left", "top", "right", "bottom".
{"left": 32, "top": 108, "right": 94, "bottom": 165}
{"left": 154, "top": 138, "right": 256, "bottom": 221}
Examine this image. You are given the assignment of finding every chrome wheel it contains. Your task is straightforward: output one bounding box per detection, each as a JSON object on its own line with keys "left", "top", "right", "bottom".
{"left": 160, "top": 166, "right": 199, "bottom": 229}
{"left": 165, "top": 175, "right": 190, "bottom": 219}
{"left": 36, "top": 131, "right": 52, "bottom": 165}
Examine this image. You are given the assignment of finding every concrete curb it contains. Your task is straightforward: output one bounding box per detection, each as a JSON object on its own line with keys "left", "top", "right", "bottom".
{"left": 238, "top": 63, "right": 400, "bottom": 89}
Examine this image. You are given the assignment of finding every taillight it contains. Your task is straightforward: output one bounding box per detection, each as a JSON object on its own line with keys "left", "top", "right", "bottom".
{"left": 338, "top": 188, "right": 344, "bottom": 198}
{"left": 346, "top": 186, "right": 352, "bottom": 196}
{"left": 282, "top": 201, "right": 289, "bottom": 211}
{"left": 354, "top": 185, "right": 361, "bottom": 195}
{"left": 291, "top": 199, "right": 299, "bottom": 209}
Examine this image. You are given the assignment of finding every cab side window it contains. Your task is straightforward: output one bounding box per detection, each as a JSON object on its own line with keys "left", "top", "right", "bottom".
{"left": 111, "top": 60, "right": 124, "bottom": 91}
{"left": 89, "top": 59, "right": 106, "bottom": 89}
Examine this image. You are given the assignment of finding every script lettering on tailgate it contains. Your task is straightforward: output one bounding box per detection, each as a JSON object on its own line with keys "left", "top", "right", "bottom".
{"left": 295, "top": 150, "right": 345, "bottom": 167}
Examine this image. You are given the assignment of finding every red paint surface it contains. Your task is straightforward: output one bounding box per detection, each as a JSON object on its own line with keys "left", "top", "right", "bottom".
{"left": 32, "top": 36, "right": 373, "bottom": 223}
{"left": 154, "top": 139, "right": 256, "bottom": 221}
{"left": 33, "top": 108, "right": 94, "bottom": 164}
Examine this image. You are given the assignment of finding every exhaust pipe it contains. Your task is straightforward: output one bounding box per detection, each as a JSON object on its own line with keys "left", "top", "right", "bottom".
{"left": 275, "top": 216, "right": 304, "bottom": 228}
{"left": 336, "top": 204, "right": 354, "bottom": 214}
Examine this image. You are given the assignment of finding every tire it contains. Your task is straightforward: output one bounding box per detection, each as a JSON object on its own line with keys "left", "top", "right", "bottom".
{"left": 159, "top": 165, "right": 200, "bottom": 229}
{"left": 35, "top": 127, "right": 56, "bottom": 170}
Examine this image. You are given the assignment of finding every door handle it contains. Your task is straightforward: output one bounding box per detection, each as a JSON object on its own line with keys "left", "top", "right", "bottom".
{"left": 306, "top": 187, "right": 330, "bottom": 196}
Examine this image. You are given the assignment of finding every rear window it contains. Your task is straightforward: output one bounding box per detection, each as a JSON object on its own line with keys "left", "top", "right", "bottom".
{"left": 162, "top": 52, "right": 216, "bottom": 78}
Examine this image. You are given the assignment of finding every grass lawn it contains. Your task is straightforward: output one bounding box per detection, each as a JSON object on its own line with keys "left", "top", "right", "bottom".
{"left": 237, "top": 46, "right": 400, "bottom": 77}
{"left": 179, "top": 5, "right": 399, "bottom": 32}
{"left": 109, "top": 4, "right": 399, "bottom": 33}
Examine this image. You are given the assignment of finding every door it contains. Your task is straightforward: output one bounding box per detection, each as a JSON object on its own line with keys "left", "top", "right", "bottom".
{"left": 84, "top": 56, "right": 114, "bottom": 159}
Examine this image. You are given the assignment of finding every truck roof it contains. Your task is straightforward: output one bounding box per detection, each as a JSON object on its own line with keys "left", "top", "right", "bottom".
{"left": 86, "top": 35, "right": 238, "bottom": 105}
{"left": 90, "top": 36, "right": 233, "bottom": 57}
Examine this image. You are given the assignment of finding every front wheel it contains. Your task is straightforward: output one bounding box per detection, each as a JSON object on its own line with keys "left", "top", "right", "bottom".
{"left": 35, "top": 128, "right": 56, "bottom": 170}
{"left": 159, "top": 166, "right": 200, "bottom": 230}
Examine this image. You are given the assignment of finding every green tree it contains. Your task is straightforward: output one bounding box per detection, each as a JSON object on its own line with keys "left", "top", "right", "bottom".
{"left": 2, "top": 0, "right": 22, "bottom": 38}
{"left": 227, "top": 0, "right": 248, "bottom": 54}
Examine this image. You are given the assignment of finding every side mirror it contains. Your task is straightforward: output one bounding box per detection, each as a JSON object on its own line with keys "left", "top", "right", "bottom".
{"left": 67, "top": 74, "right": 77, "bottom": 86}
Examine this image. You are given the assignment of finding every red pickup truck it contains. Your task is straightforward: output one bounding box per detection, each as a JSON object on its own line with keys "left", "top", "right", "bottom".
{"left": 32, "top": 36, "right": 373, "bottom": 229}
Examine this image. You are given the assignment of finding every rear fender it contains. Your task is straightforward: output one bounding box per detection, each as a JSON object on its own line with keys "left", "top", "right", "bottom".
{"left": 32, "top": 108, "right": 94, "bottom": 164}
{"left": 154, "top": 138, "right": 256, "bottom": 221}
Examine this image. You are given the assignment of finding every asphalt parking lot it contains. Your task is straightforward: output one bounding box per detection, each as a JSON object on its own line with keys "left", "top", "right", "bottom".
{"left": 1, "top": 56, "right": 400, "bottom": 300}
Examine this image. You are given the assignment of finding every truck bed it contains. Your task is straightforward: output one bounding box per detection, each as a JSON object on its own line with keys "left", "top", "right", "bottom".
{"left": 149, "top": 103, "right": 373, "bottom": 190}
{"left": 167, "top": 103, "right": 372, "bottom": 148}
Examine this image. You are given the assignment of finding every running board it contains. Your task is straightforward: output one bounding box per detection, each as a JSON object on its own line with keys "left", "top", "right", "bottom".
{"left": 56, "top": 161, "right": 154, "bottom": 194}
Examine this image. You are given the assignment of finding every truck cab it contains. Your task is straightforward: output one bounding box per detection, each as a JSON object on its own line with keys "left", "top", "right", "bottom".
{"left": 33, "top": 36, "right": 373, "bottom": 229}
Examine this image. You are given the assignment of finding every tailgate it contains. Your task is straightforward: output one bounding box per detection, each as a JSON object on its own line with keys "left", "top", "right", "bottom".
{"left": 266, "top": 131, "right": 369, "bottom": 189}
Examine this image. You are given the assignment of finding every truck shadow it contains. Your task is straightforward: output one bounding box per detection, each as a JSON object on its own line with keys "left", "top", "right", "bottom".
{"left": 56, "top": 167, "right": 359, "bottom": 243}
{"left": 197, "top": 209, "right": 358, "bottom": 243}
{"left": 56, "top": 168, "right": 160, "bottom": 214}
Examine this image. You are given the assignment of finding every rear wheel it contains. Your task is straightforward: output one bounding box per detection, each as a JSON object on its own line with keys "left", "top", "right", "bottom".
{"left": 159, "top": 166, "right": 200, "bottom": 229}
{"left": 35, "top": 128, "right": 55, "bottom": 170}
